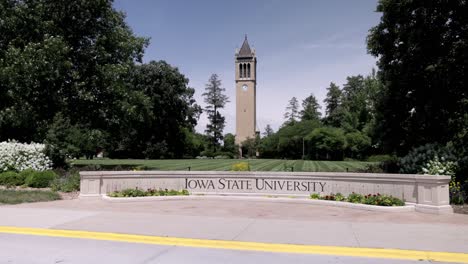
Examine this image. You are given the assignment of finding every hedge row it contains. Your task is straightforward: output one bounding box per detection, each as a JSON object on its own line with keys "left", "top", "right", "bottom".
{"left": 0, "top": 170, "right": 57, "bottom": 188}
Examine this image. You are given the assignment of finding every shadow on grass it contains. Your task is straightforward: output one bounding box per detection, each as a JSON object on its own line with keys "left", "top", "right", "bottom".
{"left": 0, "top": 189, "right": 61, "bottom": 204}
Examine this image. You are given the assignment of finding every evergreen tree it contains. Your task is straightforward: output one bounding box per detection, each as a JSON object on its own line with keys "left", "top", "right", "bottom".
{"left": 283, "top": 97, "right": 299, "bottom": 125}
{"left": 202, "top": 74, "right": 229, "bottom": 151}
{"left": 300, "top": 93, "right": 322, "bottom": 121}
{"left": 323, "top": 82, "right": 343, "bottom": 127}
{"left": 263, "top": 124, "right": 274, "bottom": 137}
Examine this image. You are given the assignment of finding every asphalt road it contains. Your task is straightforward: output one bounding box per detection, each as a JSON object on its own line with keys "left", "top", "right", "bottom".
{"left": 0, "top": 197, "right": 467, "bottom": 263}
{"left": 0, "top": 233, "right": 450, "bottom": 264}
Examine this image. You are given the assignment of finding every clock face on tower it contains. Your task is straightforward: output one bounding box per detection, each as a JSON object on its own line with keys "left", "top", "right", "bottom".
{"left": 242, "top": 84, "right": 248, "bottom": 91}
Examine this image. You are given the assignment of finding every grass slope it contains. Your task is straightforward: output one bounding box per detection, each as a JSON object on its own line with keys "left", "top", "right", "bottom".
{"left": 71, "top": 159, "right": 375, "bottom": 172}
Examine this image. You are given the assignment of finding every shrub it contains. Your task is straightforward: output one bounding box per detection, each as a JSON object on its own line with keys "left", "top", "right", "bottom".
{"left": 399, "top": 144, "right": 455, "bottom": 174}
{"left": 421, "top": 156, "right": 457, "bottom": 176}
{"left": 231, "top": 162, "right": 250, "bottom": 171}
{"left": 112, "top": 188, "right": 147, "bottom": 197}
{"left": 363, "top": 193, "right": 404, "bottom": 206}
{"left": 347, "top": 192, "right": 365, "bottom": 203}
{"left": 357, "top": 163, "right": 384, "bottom": 173}
{"left": 421, "top": 156, "right": 466, "bottom": 204}
{"left": 334, "top": 193, "right": 346, "bottom": 201}
{"left": 214, "top": 155, "right": 231, "bottom": 159}
{"left": 214, "top": 151, "right": 234, "bottom": 159}
{"left": 358, "top": 156, "right": 399, "bottom": 173}
{"left": 51, "top": 172, "right": 80, "bottom": 192}
{"left": 19, "top": 169, "right": 35, "bottom": 179}
{"left": 0, "top": 141, "right": 52, "bottom": 172}
{"left": 25, "top": 170, "right": 57, "bottom": 188}
{"left": 310, "top": 193, "right": 320, "bottom": 199}
{"left": 449, "top": 181, "right": 465, "bottom": 205}
{"left": 0, "top": 171, "right": 25, "bottom": 187}
{"left": 200, "top": 150, "right": 215, "bottom": 158}
{"left": 311, "top": 192, "right": 404, "bottom": 206}
{"left": 367, "top": 155, "right": 395, "bottom": 162}
{"left": 108, "top": 188, "right": 189, "bottom": 197}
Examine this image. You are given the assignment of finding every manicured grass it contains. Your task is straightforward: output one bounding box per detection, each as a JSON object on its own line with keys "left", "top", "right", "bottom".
{"left": 70, "top": 159, "right": 375, "bottom": 172}
{"left": 0, "top": 189, "right": 61, "bottom": 204}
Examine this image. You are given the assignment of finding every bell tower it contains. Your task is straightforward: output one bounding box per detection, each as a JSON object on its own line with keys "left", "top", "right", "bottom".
{"left": 235, "top": 35, "right": 257, "bottom": 146}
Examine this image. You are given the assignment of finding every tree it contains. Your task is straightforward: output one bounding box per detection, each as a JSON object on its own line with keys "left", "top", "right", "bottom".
{"left": 345, "top": 131, "right": 371, "bottom": 159}
{"left": 263, "top": 125, "right": 274, "bottom": 137}
{"left": 306, "top": 127, "right": 345, "bottom": 160}
{"left": 259, "top": 133, "right": 279, "bottom": 158}
{"left": 275, "top": 120, "right": 321, "bottom": 159}
{"left": 340, "top": 75, "right": 372, "bottom": 132}
{"left": 222, "top": 133, "right": 237, "bottom": 155}
{"left": 300, "top": 93, "right": 322, "bottom": 121}
{"left": 202, "top": 74, "right": 229, "bottom": 151}
{"left": 0, "top": 0, "right": 148, "bottom": 143}
{"left": 283, "top": 97, "right": 300, "bottom": 125}
{"left": 112, "top": 61, "right": 202, "bottom": 158}
{"left": 367, "top": 0, "right": 468, "bottom": 155}
{"left": 241, "top": 136, "right": 260, "bottom": 158}
{"left": 323, "top": 83, "right": 343, "bottom": 127}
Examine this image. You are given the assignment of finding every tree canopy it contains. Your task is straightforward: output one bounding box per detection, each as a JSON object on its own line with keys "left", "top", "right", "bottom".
{"left": 0, "top": 0, "right": 202, "bottom": 161}
{"left": 367, "top": 0, "right": 468, "bottom": 155}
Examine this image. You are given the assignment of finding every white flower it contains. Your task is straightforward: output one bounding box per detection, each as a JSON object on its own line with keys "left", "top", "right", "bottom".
{"left": 0, "top": 141, "right": 52, "bottom": 171}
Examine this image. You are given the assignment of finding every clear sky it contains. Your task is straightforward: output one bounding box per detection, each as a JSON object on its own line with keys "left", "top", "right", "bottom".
{"left": 113, "top": 0, "right": 381, "bottom": 134}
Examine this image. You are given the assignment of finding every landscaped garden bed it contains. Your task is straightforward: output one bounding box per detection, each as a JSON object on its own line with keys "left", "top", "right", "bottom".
{"left": 108, "top": 188, "right": 189, "bottom": 198}
{"left": 310, "top": 192, "right": 405, "bottom": 206}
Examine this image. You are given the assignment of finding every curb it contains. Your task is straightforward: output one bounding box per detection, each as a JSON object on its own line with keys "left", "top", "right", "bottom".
{"left": 100, "top": 194, "right": 416, "bottom": 213}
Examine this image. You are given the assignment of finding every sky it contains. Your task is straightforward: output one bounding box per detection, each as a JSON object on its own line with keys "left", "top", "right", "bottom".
{"left": 113, "top": 0, "right": 381, "bottom": 134}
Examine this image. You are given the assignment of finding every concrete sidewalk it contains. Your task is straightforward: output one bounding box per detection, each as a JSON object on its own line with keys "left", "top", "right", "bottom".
{"left": 1, "top": 197, "right": 467, "bottom": 253}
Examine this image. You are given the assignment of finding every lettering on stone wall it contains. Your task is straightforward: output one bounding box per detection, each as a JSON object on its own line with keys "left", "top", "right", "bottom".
{"left": 185, "top": 178, "right": 326, "bottom": 192}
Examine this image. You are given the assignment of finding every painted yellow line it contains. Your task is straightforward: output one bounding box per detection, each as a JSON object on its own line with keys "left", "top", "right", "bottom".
{"left": 0, "top": 226, "right": 467, "bottom": 263}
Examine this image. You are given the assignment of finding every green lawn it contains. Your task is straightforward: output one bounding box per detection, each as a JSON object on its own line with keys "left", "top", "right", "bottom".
{"left": 0, "top": 190, "right": 61, "bottom": 204}
{"left": 71, "top": 159, "right": 375, "bottom": 172}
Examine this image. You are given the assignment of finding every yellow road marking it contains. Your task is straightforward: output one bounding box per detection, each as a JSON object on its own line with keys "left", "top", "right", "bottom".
{"left": 0, "top": 226, "right": 467, "bottom": 263}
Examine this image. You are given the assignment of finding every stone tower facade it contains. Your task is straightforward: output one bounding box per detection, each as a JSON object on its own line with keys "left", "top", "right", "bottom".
{"left": 235, "top": 36, "right": 257, "bottom": 146}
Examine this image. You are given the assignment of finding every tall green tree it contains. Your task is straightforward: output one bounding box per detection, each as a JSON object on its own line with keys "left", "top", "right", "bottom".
{"left": 340, "top": 75, "right": 369, "bottom": 132}
{"left": 0, "top": 0, "right": 148, "bottom": 143}
{"left": 283, "top": 97, "right": 300, "bottom": 125}
{"left": 323, "top": 82, "right": 343, "bottom": 127}
{"left": 113, "top": 61, "right": 201, "bottom": 158}
{"left": 367, "top": 0, "right": 468, "bottom": 155}
{"left": 222, "top": 133, "right": 237, "bottom": 155}
{"left": 300, "top": 93, "right": 322, "bottom": 121}
{"left": 306, "top": 127, "right": 345, "bottom": 160}
{"left": 202, "top": 74, "right": 229, "bottom": 151}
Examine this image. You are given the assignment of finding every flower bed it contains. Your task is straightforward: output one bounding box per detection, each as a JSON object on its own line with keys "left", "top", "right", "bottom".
{"left": 108, "top": 188, "right": 189, "bottom": 198}
{"left": 310, "top": 192, "right": 405, "bottom": 206}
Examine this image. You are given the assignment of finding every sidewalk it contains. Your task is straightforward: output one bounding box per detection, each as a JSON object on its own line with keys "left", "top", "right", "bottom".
{"left": 1, "top": 197, "right": 467, "bottom": 254}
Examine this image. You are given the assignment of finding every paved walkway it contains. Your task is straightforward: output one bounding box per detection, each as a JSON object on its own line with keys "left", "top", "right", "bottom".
{"left": 0, "top": 197, "right": 467, "bottom": 263}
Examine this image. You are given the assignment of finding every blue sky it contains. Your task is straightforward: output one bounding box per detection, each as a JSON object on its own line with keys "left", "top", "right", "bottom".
{"left": 114, "top": 0, "right": 381, "bottom": 134}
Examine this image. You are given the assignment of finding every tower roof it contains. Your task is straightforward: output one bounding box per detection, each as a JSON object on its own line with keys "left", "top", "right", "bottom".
{"left": 238, "top": 35, "right": 254, "bottom": 57}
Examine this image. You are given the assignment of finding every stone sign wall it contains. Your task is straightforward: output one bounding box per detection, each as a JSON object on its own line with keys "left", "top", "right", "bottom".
{"left": 80, "top": 171, "right": 452, "bottom": 214}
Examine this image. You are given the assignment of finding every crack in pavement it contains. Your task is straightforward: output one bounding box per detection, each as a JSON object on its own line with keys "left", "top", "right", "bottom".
{"left": 140, "top": 245, "right": 176, "bottom": 264}
{"left": 349, "top": 222, "right": 361, "bottom": 247}
{"left": 231, "top": 218, "right": 257, "bottom": 241}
